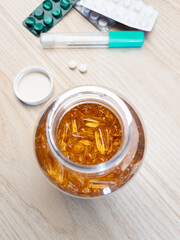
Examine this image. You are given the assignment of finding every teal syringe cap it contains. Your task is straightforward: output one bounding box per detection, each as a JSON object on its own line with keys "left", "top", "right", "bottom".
{"left": 109, "top": 31, "right": 144, "bottom": 48}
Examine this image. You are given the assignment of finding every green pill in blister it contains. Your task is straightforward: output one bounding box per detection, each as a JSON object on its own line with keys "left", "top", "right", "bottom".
{"left": 25, "top": 17, "right": 35, "bottom": 27}
{"left": 44, "top": 16, "right": 53, "bottom": 26}
{"left": 23, "top": 0, "right": 78, "bottom": 36}
{"left": 34, "top": 8, "right": 44, "bottom": 20}
{"left": 61, "top": 0, "right": 70, "bottom": 10}
{"left": 34, "top": 23, "right": 44, "bottom": 32}
{"left": 52, "top": 9, "right": 62, "bottom": 18}
{"left": 43, "top": 0, "right": 53, "bottom": 10}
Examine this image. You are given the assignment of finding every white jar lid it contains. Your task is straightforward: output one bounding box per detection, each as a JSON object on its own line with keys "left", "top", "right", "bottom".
{"left": 13, "top": 66, "right": 53, "bottom": 106}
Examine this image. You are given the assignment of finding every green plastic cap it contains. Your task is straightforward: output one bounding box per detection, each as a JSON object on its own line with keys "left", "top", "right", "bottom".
{"left": 109, "top": 31, "right": 144, "bottom": 48}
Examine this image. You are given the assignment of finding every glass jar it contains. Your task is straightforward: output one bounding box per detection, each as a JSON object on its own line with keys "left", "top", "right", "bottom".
{"left": 35, "top": 86, "right": 145, "bottom": 198}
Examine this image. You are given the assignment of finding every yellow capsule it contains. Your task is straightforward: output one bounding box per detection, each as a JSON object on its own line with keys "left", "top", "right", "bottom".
{"left": 71, "top": 143, "right": 84, "bottom": 153}
{"left": 72, "top": 133, "right": 84, "bottom": 139}
{"left": 86, "top": 122, "right": 99, "bottom": 128}
{"left": 57, "top": 103, "right": 122, "bottom": 165}
{"left": 108, "top": 142, "right": 113, "bottom": 154}
{"left": 80, "top": 128, "right": 94, "bottom": 138}
{"left": 65, "top": 122, "right": 70, "bottom": 135}
{"left": 72, "top": 119, "right": 78, "bottom": 133}
{"left": 104, "top": 129, "right": 110, "bottom": 151}
{"left": 79, "top": 139, "right": 92, "bottom": 145}
{"left": 82, "top": 118, "right": 99, "bottom": 123}
{"left": 95, "top": 129, "right": 105, "bottom": 154}
{"left": 60, "top": 140, "right": 66, "bottom": 151}
{"left": 113, "top": 138, "right": 121, "bottom": 146}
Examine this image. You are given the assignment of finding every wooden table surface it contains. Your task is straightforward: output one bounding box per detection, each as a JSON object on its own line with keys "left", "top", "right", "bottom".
{"left": 0, "top": 0, "right": 180, "bottom": 239}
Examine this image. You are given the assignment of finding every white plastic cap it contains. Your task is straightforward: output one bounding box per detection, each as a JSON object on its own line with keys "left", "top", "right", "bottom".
{"left": 13, "top": 66, "right": 53, "bottom": 106}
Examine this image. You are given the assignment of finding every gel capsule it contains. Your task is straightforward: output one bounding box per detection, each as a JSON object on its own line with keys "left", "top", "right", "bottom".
{"left": 57, "top": 103, "right": 122, "bottom": 165}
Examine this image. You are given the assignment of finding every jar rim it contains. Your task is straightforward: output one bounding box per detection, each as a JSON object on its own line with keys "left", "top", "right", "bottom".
{"left": 46, "top": 85, "right": 133, "bottom": 174}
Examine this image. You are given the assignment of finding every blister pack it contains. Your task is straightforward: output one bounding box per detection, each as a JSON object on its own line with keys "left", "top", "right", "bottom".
{"left": 23, "top": 0, "right": 78, "bottom": 36}
{"left": 74, "top": 0, "right": 116, "bottom": 32}
{"left": 79, "top": 0, "right": 158, "bottom": 31}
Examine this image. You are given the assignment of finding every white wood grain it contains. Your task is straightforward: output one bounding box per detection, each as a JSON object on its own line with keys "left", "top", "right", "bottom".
{"left": 0, "top": 0, "right": 180, "bottom": 239}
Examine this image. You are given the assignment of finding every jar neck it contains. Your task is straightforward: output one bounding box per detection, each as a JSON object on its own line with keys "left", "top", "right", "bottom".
{"left": 46, "top": 86, "right": 133, "bottom": 175}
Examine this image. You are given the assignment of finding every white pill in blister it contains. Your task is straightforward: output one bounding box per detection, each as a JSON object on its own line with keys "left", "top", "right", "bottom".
{"left": 128, "top": 13, "right": 136, "bottom": 24}
{"left": 116, "top": 9, "right": 125, "bottom": 21}
{"left": 90, "top": 11, "right": 100, "bottom": 21}
{"left": 74, "top": 2, "right": 117, "bottom": 32}
{"left": 75, "top": 0, "right": 82, "bottom": 6}
{"left": 79, "top": 64, "right": 88, "bottom": 73}
{"left": 112, "top": 0, "right": 121, "bottom": 3}
{"left": 123, "top": 0, "right": 132, "bottom": 8}
{"left": 98, "top": 18, "right": 108, "bottom": 27}
{"left": 82, "top": 7, "right": 90, "bottom": 15}
{"left": 140, "top": 18, "right": 148, "bottom": 28}
{"left": 80, "top": 0, "right": 158, "bottom": 31}
{"left": 134, "top": 1, "right": 143, "bottom": 13}
{"left": 105, "top": 8, "right": 110, "bottom": 16}
{"left": 144, "top": 6, "right": 154, "bottom": 17}
{"left": 68, "top": 60, "right": 77, "bottom": 70}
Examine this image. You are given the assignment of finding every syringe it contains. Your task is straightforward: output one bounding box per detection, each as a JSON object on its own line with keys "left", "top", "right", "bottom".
{"left": 40, "top": 31, "right": 144, "bottom": 49}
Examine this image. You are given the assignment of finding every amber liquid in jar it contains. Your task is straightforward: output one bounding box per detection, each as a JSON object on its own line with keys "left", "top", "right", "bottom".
{"left": 57, "top": 104, "right": 122, "bottom": 165}
{"left": 35, "top": 97, "right": 145, "bottom": 197}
